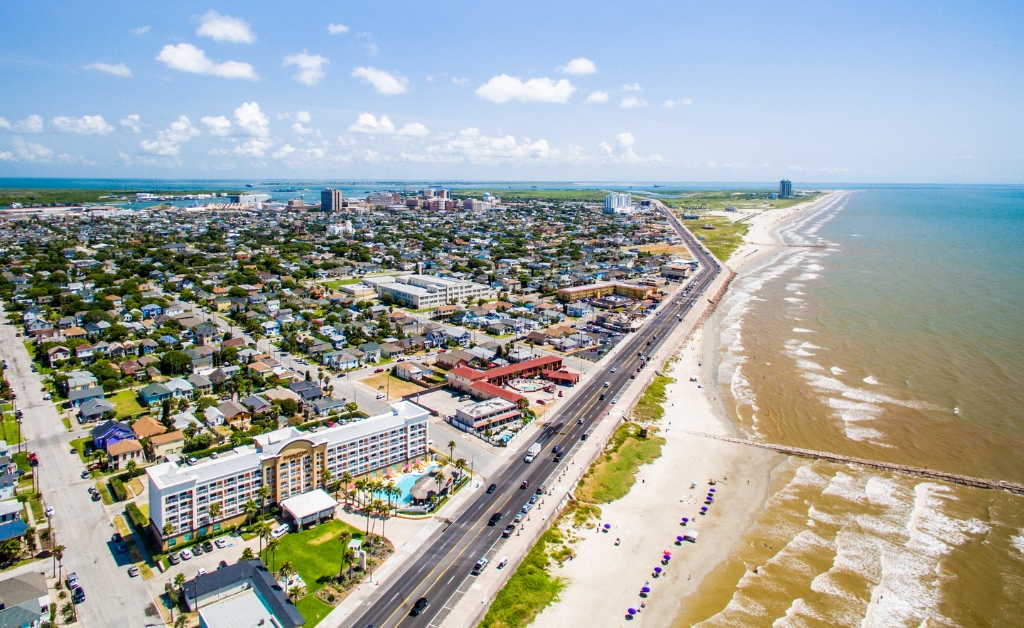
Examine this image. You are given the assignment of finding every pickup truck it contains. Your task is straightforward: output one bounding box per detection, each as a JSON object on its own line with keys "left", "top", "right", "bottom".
{"left": 524, "top": 442, "right": 542, "bottom": 463}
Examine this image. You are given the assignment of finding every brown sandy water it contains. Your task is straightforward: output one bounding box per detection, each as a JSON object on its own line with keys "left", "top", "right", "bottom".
{"left": 672, "top": 188, "right": 1024, "bottom": 627}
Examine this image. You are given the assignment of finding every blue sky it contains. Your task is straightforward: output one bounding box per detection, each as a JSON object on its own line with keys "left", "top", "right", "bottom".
{"left": 0, "top": 1, "right": 1021, "bottom": 183}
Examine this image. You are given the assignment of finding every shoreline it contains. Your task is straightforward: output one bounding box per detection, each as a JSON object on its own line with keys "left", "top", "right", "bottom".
{"left": 529, "top": 196, "right": 844, "bottom": 628}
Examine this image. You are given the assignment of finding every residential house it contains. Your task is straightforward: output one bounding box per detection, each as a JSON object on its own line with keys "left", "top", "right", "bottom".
{"left": 311, "top": 397, "right": 348, "bottom": 416}
{"left": 395, "top": 362, "right": 433, "bottom": 382}
{"left": 148, "top": 431, "right": 185, "bottom": 459}
{"left": 63, "top": 371, "right": 98, "bottom": 393}
{"left": 74, "top": 344, "right": 94, "bottom": 363}
{"left": 288, "top": 381, "right": 324, "bottom": 404}
{"left": 140, "top": 304, "right": 162, "bottom": 319}
{"left": 241, "top": 395, "right": 271, "bottom": 414}
{"left": 187, "top": 373, "right": 213, "bottom": 396}
{"left": 194, "top": 324, "right": 219, "bottom": 346}
{"left": 217, "top": 400, "right": 251, "bottom": 428}
{"left": 0, "top": 571, "right": 49, "bottom": 628}
{"left": 68, "top": 386, "right": 104, "bottom": 408}
{"left": 138, "top": 382, "right": 172, "bottom": 406}
{"left": 131, "top": 416, "right": 168, "bottom": 440}
{"left": 91, "top": 419, "right": 135, "bottom": 450}
{"left": 79, "top": 397, "right": 115, "bottom": 423}
{"left": 322, "top": 351, "right": 358, "bottom": 370}
{"left": 358, "top": 341, "right": 382, "bottom": 363}
{"left": 107, "top": 439, "right": 144, "bottom": 470}
{"left": 164, "top": 378, "right": 195, "bottom": 399}
{"left": 46, "top": 345, "right": 70, "bottom": 365}
{"left": 203, "top": 406, "right": 226, "bottom": 427}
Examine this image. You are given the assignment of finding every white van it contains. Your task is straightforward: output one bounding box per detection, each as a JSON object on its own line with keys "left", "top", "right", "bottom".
{"left": 271, "top": 523, "right": 290, "bottom": 539}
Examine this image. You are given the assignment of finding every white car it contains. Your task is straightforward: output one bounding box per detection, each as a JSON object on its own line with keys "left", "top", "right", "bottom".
{"left": 42, "top": 393, "right": 51, "bottom": 400}
{"left": 214, "top": 538, "right": 228, "bottom": 549}
{"left": 610, "top": 367, "right": 617, "bottom": 373}
{"left": 180, "top": 549, "right": 193, "bottom": 561}
{"left": 376, "top": 394, "right": 386, "bottom": 400}
{"left": 45, "top": 506, "right": 54, "bottom": 517}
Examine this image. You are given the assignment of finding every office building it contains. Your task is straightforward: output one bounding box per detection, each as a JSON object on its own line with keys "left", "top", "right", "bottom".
{"left": 321, "top": 188, "right": 343, "bottom": 211}
{"left": 146, "top": 401, "right": 429, "bottom": 550}
{"left": 364, "top": 274, "right": 494, "bottom": 309}
{"left": 604, "top": 192, "right": 632, "bottom": 214}
{"left": 779, "top": 179, "right": 793, "bottom": 199}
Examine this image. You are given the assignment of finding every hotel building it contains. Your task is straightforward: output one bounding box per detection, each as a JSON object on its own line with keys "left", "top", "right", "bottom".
{"left": 146, "top": 401, "right": 429, "bottom": 550}
{"left": 364, "top": 274, "right": 494, "bottom": 309}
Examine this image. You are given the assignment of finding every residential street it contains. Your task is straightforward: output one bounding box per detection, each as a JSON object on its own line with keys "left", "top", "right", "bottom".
{"left": 0, "top": 305, "right": 160, "bottom": 628}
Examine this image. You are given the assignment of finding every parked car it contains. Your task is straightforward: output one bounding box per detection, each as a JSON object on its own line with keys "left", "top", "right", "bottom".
{"left": 487, "top": 512, "right": 502, "bottom": 526}
{"left": 471, "top": 557, "right": 489, "bottom": 575}
{"left": 168, "top": 552, "right": 181, "bottom": 565}
{"left": 196, "top": 568, "right": 207, "bottom": 576}
{"left": 127, "top": 565, "right": 140, "bottom": 577}
{"left": 502, "top": 524, "right": 516, "bottom": 538}
{"left": 513, "top": 512, "right": 525, "bottom": 523}
{"left": 80, "top": 470, "right": 90, "bottom": 479}
{"left": 66, "top": 573, "right": 79, "bottom": 589}
{"left": 203, "top": 541, "right": 214, "bottom": 553}
{"left": 90, "top": 492, "right": 101, "bottom": 502}
{"left": 72, "top": 587, "right": 85, "bottom": 604}
{"left": 214, "top": 538, "right": 228, "bottom": 549}
{"left": 374, "top": 368, "right": 384, "bottom": 373}
{"left": 218, "top": 560, "right": 229, "bottom": 569}
{"left": 180, "top": 549, "right": 193, "bottom": 561}
{"left": 192, "top": 545, "right": 204, "bottom": 556}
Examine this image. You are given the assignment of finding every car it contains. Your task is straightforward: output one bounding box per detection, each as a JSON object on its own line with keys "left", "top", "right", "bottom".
{"left": 374, "top": 367, "right": 385, "bottom": 373}
{"left": 214, "top": 538, "right": 228, "bottom": 549}
{"left": 180, "top": 549, "right": 193, "bottom": 561}
{"left": 218, "top": 560, "right": 229, "bottom": 569}
{"left": 91, "top": 492, "right": 101, "bottom": 501}
{"left": 88, "top": 486, "right": 98, "bottom": 495}
{"left": 112, "top": 532, "right": 122, "bottom": 542}
{"left": 72, "top": 587, "right": 85, "bottom": 604}
{"left": 203, "top": 541, "right": 214, "bottom": 553}
{"left": 66, "top": 573, "right": 79, "bottom": 589}
{"left": 70, "top": 448, "right": 77, "bottom": 455}
{"left": 410, "top": 597, "right": 429, "bottom": 616}
{"left": 520, "top": 480, "right": 530, "bottom": 489}
{"left": 502, "top": 524, "right": 516, "bottom": 538}
{"left": 600, "top": 393, "right": 607, "bottom": 401}
{"left": 186, "top": 457, "right": 197, "bottom": 466}
{"left": 210, "top": 452, "right": 219, "bottom": 459}
{"left": 192, "top": 544, "right": 204, "bottom": 556}
{"left": 42, "top": 393, "right": 51, "bottom": 400}
{"left": 521, "top": 503, "right": 532, "bottom": 513}
{"left": 513, "top": 512, "right": 525, "bottom": 523}
{"left": 472, "top": 557, "right": 489, "bottom": 575}
{"left": 128, "top": 565, "right": 140, "bottom": 577}
{"left": 577, "top": 417, "right": 584, "bottom": 425}
{"left": 580, "top": 433, "right": 589, "bottom": 441}
{"left": 271, "top": 523, "right": 290, "bottom": 539}
{"left": 535, "top": 485, "right": 545, "bottom": 495}
{"left": 197, "top": 568, "right": 207, "bottom": 576}
{"left": 487, "top": 483, "right": 497, "bottom": 494}
{"left": 603, "top": 381, "right": 610, "bottom": 388}
{"left": 630, "top": 373, "right": 637, "bottom": 379}
{"left": 376, "top": 394, "right": 386, "bottom": 400}
{"left": 611, "top": 397, "right": 619, "bottom": 404}
{"left": 326, "top": 421, "right": 336, "bottom": 427}
{"left": 81, "top": 470, "right": 90, "bottom": 479}
{"left": 610, "top": 367, "right": 617, "bottom": 373}
{"left": 488, "top": 512, "right": 503, "bottom": 526}
{"left": 529, "top": 495, "right": 538, "bottom": 504}
{"left": 168, "top": 552, "right": 181, "bottom": 565}
{"left": 45, "top": 506, "right": 54, "bottom": 517}
{"left": 551, "top": 445, "right": 562, "bottom": 454}
{"left": 554, "top": 452, "right": 564, "bottom": 462}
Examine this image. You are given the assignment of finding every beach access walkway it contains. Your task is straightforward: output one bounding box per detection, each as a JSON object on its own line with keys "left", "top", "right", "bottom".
{"left": 684, "top": 431, "right": 1024, "bottom": 496}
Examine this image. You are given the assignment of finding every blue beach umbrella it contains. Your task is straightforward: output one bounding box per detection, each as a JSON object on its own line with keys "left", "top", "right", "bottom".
{"left": 709, "top": 488, "right": 716, "bottom": 493}
{"left": 642, "top": 586, "right": 651, "bottom": 593}
{"left": 628, "top": 608, "right": 637, "bottom": 615}
{"left": 654, "top": 567, "right": 663, "bottom": 573}
{"left": 604, "top": 523, "right": 611, "bottom": 530}
{"left": 676, "top": 536, "right": 684, "bottom": 542}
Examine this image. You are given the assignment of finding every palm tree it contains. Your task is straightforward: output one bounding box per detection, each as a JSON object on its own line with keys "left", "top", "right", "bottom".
{"left": 255, "top": 521, "right": 271, "bottom": 559}
{"left": 454, "top": 458, "right": 467, "bottom": 482}
{"left": 173, "top": 572, "right": 186, "bottom": 596}
{"left": 378, "top": 499, "right": 391, "bottom": 544}
{"left": 162, "top": 523, "right": 174, "bottom": 540}
{"left": 243, "top": 499, "right": 258, "bottom": 528}
{"left": 337, "top": 532, "right": 353, "bottom": 579}
{"left": 321, "top": 468, "right": 332, "bottom": 491}
{"left": 124, "top": 459, "right": 138, "bottom": 479}
{"left": 257, "top": 485, "right": 271, "bottom": 521}
{"left": 341, "top": 472, "right": 353, "bottom": 504}
{"left": 434, "top": 470, "right": 446, "bottom": 498}
{"left": 279, "top": 561, "right": 293, "bottom": 582}
{"left": 385, "top": 480, "right": 397, "bottom": 512}
{"left": 447, "top": 440, "right": 456, "bottom": 462}
{"left": 52, "top": 544, "right": 65, "bottom": 579}
{"left": 354, "top": 478, "right": 368, "bottom": 508}
{"left": 208, "top": 501, "right": 221, "bottom": 524}
{"left": 174, "top": 613, "right": 188, "bottom": 628}
{"left": 266, "top": 537, "right": 281, "bottom": 572}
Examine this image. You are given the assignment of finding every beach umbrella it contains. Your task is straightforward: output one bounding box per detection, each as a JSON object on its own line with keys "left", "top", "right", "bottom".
{"left": 664, "top": 555, "right": 672, "bottom": 561}
{"left": 709, "top": 488, "right": 716, "bottom": 493}
{"left": 654, "top": 567, "right": 663, "bottom": 573}
{"left": 642, "top": 586, "right": 651, "bottom": 593}
{"left": 701, "top": 506, "right": 708, "bottom": 512}
{"left": 676, "top": 536, "right": 684, "bottom": 542}
{"left": 681, "top": 517, "right": 689, "bottom": 523}
{"left": 604, "top": 523, "right": 611, "bottom": 530}
{"left": 628, "top": 608, "right": 637, "bottom": 615}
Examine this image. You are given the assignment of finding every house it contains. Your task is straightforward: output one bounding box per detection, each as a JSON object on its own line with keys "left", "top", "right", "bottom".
{"left": 288, "top": 381, "right": 323, "bottom": 403}
{"left": 182, "top": 559, "right": 305, "bottom": 628}
{"left": 164, "top": 378, "right": 195, "bottom": 399}
{"left": 63, "top": 371, "right": 98, "bottom": 393}
{"left": 358, "top": 342, "right": 382, "bottom": 363}
{"left": 132, "top": 416, "right": 168, "bottom": 440}
{"left": 91, "top": 419, "right": 135, "bottom": 450}
{"left": 46, "top": 345, "right": 71, "bottom": 365}
{"left": 322, "top": 351, "right": 359, "bottom": 370}
{"left": 107, "top": 439, "right": 143, "bottom": 469}
{"left": 185, "top": 348, "right": 213, "bottom": 372}
{"left": 310, "top": 397, "right": 348, "bottom": 416}
{"left": 79, "top": 397, "right": 115, "bottom": 423}
{"left": 138, "top": 382, "right": 172, "bottom": 406}
{"left": 0, "top": 571, "right": 50, "bottom": 628}
{"left": 139, "top": 338, "right": 159, "bottom": 354}
{"left": 148, "top": 431, "right": 184, "bottom": 459}
{"left": 74, "top": 344, "right": 95, "bottom": 363}
{"left": 217, "top": 400, "right": 251, "bottom": 428}
{"left": 241, "top": 395, "right": 272, "bottom": 414}
{"left": 140, "top": 303, "right": 162, "bottom": 319}
{"left": 187, "top": 373, "right": 213, "bottom": 396}
{"left": 380, "top": 342, "right": 404, "bottom": 358}
{"left": 260, "top": 320, "right": 281, "bottom": 335}
{"left": 395, "top": 362, "right": 433, "bottom": 382}
{"left": 194, "top": 324, "right": 219, "bottom": 346}
{"left": 119, "top": 360, "right": 143, "bottom": 379}
{"left": 68, "top": 386, "right": 105, "bottom": 408}
{"left": 203, "top": 406, "right": 226, "bottom": 427}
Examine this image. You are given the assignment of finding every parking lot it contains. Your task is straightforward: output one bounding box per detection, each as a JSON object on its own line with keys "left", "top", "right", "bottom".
{"left": 575, "top": 330, "right": 626, "bottom": 362}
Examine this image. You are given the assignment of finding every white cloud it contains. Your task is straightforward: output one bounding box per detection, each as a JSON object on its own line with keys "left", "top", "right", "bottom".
{"left": 597, "top": 132, "right": 658, "bottom": 164}
{"left": 283, "top": 52, "right": 328, "bottom": 86}
{"left": 557, "top": 57, "right": 597, "bottom": 75}
{"left": 327, "top": 23, "right": 349, "bottom": 34}
{"left": 234, "top": 102, "right": 270, "bottom": 137}
{"left": 295, "top": 111, "right": 311, "bottom": 123}
{"left": 663, "top": 98, "right": 693, "bottom": 108}
{"left": 620, "top": 95, "right": 647, "bottom": 108}
{"left": 11, "top": 136, "right": 53, "bottom": 162}
{"left": 451, "top": 77, "right": 471, "bottom": 87}
{"left": 201, "top": 115, "right": 232, "bottom": 136}
{"left": 585, "top": 90, "right": 609, "bottom": 103}
{"left": 120, "top": 114, "right": 141, "bottom": 133}
{"left": 617, "top": 132, "right": 635, "bottom": 148}
{"left": 351, "top": 67, "right": 409, "bottom": 95}
{"left": 475, "top": 75, "right": 576, "bottom": 104}
{"left": 0, "top": 150, "right": 15, "bottom": 161}
{"left": 273, "top": 144, "right": 296, "bottom": 158}
{"left": 337, "top": 136, "right": 356, "bottom": 147}
{"left": 348, "top": 113, "right": 395, "bottom": 134}
{"left": 140, "top": 115, "right": 201, "bottom": 156}
{"left": 52, "top": 115, "right": 114, "bottom": 134}
{"left": 292, "top": 122, "right": 313, "bottom": 135}
{"left": 132, "top": 26, "right": 150, "bottom": 35}
{"left": 6, "top": 115, "right": 44, "bottom": 133}
{"left": 425, "top": 127, "right": 559, "bottom": 164}
{"left": 196, "top": 10, "right": 255, "bottom": 44}
{"left": 156, "top": 43, "right": 257, "bottom": 80}
{"left": 622, "top": 83, "right": 643, "bottom": 92}
{"left": 234, "top": 139, "right": 272, "bottom": 157}
{"left": 85, "top": 62, "right": 132, "bottom": 77}
{"left": 397, "top": 122, "right": 430, "bottom": 137}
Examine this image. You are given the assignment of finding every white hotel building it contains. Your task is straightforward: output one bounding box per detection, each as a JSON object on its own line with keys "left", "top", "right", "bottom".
{"left": 146, "top": 401, "right": 429, "bottom": 550}
{"left": 364, "top": 274, "right": 494, "bottom": 309}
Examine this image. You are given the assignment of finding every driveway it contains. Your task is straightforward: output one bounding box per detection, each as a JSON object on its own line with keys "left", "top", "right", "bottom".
{"left": 0, "top": 306, "right": 159, "bottom": 628}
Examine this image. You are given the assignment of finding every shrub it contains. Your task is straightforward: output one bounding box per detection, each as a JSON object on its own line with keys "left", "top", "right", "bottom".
{"left": 110, "top": 477, "right": 128, "bottom": 501}
{"left": 126, "top": 502, "right": 149, "bottom": 530}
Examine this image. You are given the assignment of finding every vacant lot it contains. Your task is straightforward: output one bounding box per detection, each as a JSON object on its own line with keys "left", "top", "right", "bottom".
{"left": 109, "top": 390, "right": 144, "bottom": 418}
{"left": 274, "top": 520, "right": 363, "bottom": 626}
{"left": 356, "top": 371, "right": 426, "bottom": 399}
{"left": 679, "top": 215, "right": 750, "bottom": 261}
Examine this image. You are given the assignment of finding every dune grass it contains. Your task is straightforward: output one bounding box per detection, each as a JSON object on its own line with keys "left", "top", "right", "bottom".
{"left": 576, "top": 422, "right": 666, "bottom": 504}
{"left": 479, "top": 524, "right": 565, "bottom": 628}
{"left": 632, "top": 375, "right": 674, "bottom": 423}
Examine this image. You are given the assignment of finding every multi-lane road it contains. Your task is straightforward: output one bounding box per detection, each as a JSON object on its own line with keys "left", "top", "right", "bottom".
{"left": 341, "top": 202, "right": 722, "bottom": 628}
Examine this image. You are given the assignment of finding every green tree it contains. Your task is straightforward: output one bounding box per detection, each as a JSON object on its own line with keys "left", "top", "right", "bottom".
{"left": 124, "top": 459, "right": 138, "bottom": 479}
{"left": 257, "top": 485, "right": 271, "bottom": 521}
{"left": 243, "top": 499, "right": 258, "bottom": 527}
{"left": 52, "top": 544, "right": 65, "bottom": 579}
{"left": 208, "top": 501, "right": 221, "bottom": 522}
{"left": 241, "top": 547, "right": 255, "bottom": 561}
{"left": 160, "top": 350, "right": 192, "bottom": 376}
{"left": 447, "top": 440, "right": 456, "bottom": 463}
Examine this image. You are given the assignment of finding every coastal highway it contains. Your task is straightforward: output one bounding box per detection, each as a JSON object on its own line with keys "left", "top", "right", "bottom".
{"left": 341, "top": 203, "right": 721, "bottom": 628}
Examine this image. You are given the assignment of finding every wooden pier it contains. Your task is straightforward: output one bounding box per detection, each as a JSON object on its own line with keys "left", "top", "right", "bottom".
{"left": 684, "top": 431, "right": 1024, "bottom": 496}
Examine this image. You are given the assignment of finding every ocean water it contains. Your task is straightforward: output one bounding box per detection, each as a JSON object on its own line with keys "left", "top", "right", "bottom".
{"left": 674, "top": 187, "right": 1024, "bottom": 626}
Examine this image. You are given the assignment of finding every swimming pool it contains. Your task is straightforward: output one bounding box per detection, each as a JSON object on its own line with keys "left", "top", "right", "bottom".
{"left": 393, "top": 466, "right": 439, "bottom": 505}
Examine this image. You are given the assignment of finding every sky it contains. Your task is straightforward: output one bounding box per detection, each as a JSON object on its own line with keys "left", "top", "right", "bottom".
{"left": 0, "top": 1, "right": 1022, "bottom": 183}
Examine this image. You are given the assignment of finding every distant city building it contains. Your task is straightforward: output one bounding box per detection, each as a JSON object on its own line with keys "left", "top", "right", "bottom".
{"left": 367, "top": 193, "right": 401, "bottom": 207}
{"left": 321, "top": 188, "right": 343, "bottom": 211}
{"left": 228, "top": 193, "right": 271, "bottom": 204}
{"left": 779, "top": 179, "right": 793, "bottom": 199}
{"left": 604, "top": 193, "right": 632, "bottom": 214}
{"left": 364, "top": 274, "right": 494, "bottom": 309}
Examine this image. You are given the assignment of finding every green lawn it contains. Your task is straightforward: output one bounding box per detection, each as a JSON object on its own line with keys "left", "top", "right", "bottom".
{"left": 324, "top": 278, "right": 362, "bottom": 289}
{"left": 576, "top": 422, "right": 666, "bottom": 504}
{"left": 2, "top": 416, "right": 22, "bottom": 444}
{"left": 108, "top": 390, "right": 143, "bottom": 418}
{"left": 632, "top": 375, "right": 674, "bottom": 423}
{"left": 679, "top": 215, "right": 750, "bottom": 262}
{"left": 70, "top": 437, "right": 93, "bottom": 464}
{"left": 273, "top": 519, "right": 363, "bottom": 626}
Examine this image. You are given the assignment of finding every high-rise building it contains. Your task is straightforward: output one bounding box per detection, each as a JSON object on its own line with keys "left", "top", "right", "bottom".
{"left": 779, "top": 180, "right": 793, "bottom": 199}
{"left": 604, "top": 192, "right": 632, "bottom": 214}
{"left": 321, "top": 188, "right": 343, "bottom": 211}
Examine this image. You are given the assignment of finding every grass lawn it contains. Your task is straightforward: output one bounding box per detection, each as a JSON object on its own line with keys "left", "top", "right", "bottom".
{"left": 108, "top": 390, "right": 143, "bottom": 418}
{"left": 632, "top": 375, "right": 674, "bottom": 423}
{"left": 356, "top": 372, "right": 426, "bottom": 399}
{"left": 274, "top": 519, "right": 363, "bottom": 627}
{"left": 637, "top": 243, "right": 692, "bottom": 257}
{"left": 2, "top": 416, "right": 22, "bottom": 444}
{"left": 680, "top": 215, "right": 750, "bottom": 261}
{"left": 70, "top": 437, "right": 92, "bottom": 464}
{"left": 576, "top": 422, "right": 666, "bottom": 504}
{"left": 324, "top": 278, "right": 362, "bottom": 289}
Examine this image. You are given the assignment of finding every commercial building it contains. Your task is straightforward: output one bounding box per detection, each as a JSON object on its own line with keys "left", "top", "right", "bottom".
{"left": 146, "top": 401, "right": 429, "bottom": 550}
{"left": 183, "top": 559, "right": 305, "bottom": 628}
{"left": 454, "top": 398, "right": 521, "bottom": 431}
{"left": 365, "top": 274, "right": 494, "bottom": 309}
{"left": 228, "top": 193, "right": 272, "bottom": 204}
{"left": 604, "top": 192, "right": 632, "bottom": 214}
{"left": 556, "top": 281, "right": 657, "bottom": 303}
{"left": 779, "top": 179, "right": 793, "bottom": 199}
{"left": 321, "top": 188, "right": 343, "bottom": 211}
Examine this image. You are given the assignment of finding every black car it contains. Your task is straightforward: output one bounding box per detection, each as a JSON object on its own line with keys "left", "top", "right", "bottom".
{"left": 502, "top": 524, "right": 516, "bottom": 538}
{"left": 410, "top": 597, "right": 429, "bottom": 616}
{"left": 72, "top": 587, "right": 85, "bottom": 604}
{"left": 488, "top": 512, "right": 502, "bottom": 526}
{"left": 90, "top": 492, "right": 101, "bottom": 502}
{"left": 112, "top": 533, "right": 122, "bottom": 542}
{"left": 599, "top": 393, "right": 606, "bottom": 401}
{"left": 218, "top": 560, "right": 229, "bottom": 570}
{"left": 551, "top": 445, "right": 562, "bottom": 454}
{"left": 554, "top": 452, "right": 564, "bottom": 462}
{"left": 580, "top": 433, "right": 589, "bottom": 441}
{"left": 203, "top": 541, "right": 214, "bottom": 553}
{"left": 486, "top": 483, "right": 497, "bottom": 494}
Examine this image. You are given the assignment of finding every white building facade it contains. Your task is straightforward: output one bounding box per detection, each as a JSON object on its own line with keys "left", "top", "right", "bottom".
{"left": 604, "top": 192, "right": 632, "bottom": 214}
{"left": 366, "top": 274, "right": 494, "bottom": 309}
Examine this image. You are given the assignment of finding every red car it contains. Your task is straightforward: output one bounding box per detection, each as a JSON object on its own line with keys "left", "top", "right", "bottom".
{"left": 374, "top": 368, "right": 385, "bottom": 373}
